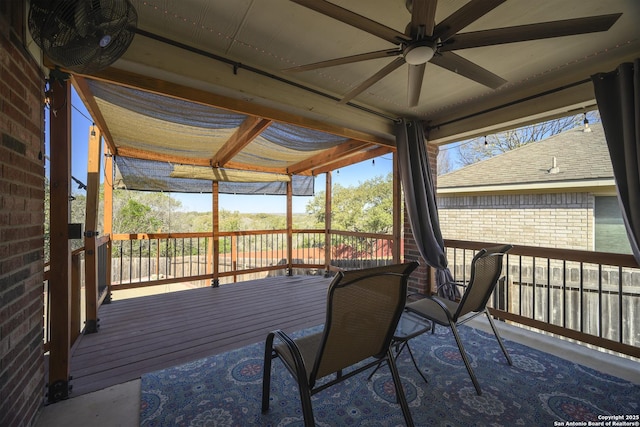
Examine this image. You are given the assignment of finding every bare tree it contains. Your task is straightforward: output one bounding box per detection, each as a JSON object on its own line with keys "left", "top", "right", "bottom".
{"left": 437, "top": 147, "right": 454, "bottom": 175}
{"left": 457, "top": 111, "right": 600, "bottom": 167}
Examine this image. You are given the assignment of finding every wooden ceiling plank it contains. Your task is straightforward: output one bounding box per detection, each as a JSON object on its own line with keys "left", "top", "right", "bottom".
{"left": 210, "top": 117, "right": 272, "bottom": 167}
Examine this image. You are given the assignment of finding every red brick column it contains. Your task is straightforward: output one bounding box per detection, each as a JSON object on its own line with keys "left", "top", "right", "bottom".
{"left": 403, "top": 141, "right": 439, "bottom": 295}
{"left": 0, "top": 2, "right": 47, "bottom": 425}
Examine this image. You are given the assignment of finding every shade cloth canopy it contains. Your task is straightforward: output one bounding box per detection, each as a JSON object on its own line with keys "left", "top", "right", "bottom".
{"left": 87, "top": 79, "right": 378, "bottom": 196}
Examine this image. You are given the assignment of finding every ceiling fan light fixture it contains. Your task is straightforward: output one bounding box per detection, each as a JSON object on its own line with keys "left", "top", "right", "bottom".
{"left": 403, "top": 40, "right": 435, "bottom": 65}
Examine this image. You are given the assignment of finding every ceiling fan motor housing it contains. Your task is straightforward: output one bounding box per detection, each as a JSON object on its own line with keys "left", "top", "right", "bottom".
{"left": 403, "top": 39, "right": 437, "bottom": 65}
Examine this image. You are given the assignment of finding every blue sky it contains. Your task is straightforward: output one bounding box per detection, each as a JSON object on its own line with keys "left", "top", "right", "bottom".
{"left": 171, "top": 157, "right": 392, "bottom": 213}
{"left": 54, "top": 88, "right": 394, "bottom": 214}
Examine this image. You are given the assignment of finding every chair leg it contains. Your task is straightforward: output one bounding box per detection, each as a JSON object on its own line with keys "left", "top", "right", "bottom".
{"left": 262, "top": 333, "right": 315, "bottom": 425}
{"left": 366, "top": 359, "right": 385, "bottom": 381}
{"left": 298, "top": 380, "right": 315, "bottom": 426}
{"left": 386, "top": 349, "right": 415, "bottom": 427}
{"left": 403, "top": 341, "right": 429, "bottom": 384}
{"left": 449, "top": 322, "right": 482, "bottom": 395}
{"left": 261, "top": 333, "right": 275, "bottom": 413}
{"left": 484, "top": 309, "right": 513, "bottom": 365}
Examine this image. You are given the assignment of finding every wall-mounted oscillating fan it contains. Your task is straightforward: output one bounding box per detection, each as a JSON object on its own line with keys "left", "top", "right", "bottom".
{"left": 28, "top": 0, "right": 137, "bottom": 74}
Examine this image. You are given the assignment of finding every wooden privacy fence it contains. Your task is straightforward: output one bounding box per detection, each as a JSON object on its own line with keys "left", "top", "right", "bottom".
{"left": 445, "top": 240, "right": 640, "bottom": 358}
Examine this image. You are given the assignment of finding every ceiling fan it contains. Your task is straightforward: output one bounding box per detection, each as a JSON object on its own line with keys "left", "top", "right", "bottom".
{"left": 286, "top": 0, "right": 622, "bottom": 107}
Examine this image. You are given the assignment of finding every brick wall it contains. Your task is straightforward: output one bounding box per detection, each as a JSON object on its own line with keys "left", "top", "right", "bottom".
{"left": 0, "top": 2, "right": 47, "bottom": 425}
{"left": 438, "top": 192, "right": 594, "bottom": 250}
{"left": 403, "top": 142, "right": 439, "bottom": 295}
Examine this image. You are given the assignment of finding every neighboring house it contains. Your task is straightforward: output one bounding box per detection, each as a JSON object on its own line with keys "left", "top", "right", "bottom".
{"left": 437, "top": 123, "right": 632, "bottom": 254}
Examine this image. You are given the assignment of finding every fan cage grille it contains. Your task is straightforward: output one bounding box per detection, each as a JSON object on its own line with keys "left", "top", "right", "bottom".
{"left": 28, "top": 0, "right": 137, "bottom": 74}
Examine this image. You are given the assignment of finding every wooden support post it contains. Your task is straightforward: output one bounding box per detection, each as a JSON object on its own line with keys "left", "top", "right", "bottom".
{"left": 231, "top": 235, "right": 237, "bottom": 283}
{"left": 286, "top": 179, "right": 293, "bottom": 276}
{"left": 392, "top": 152, "right": 401, "bottom": 263}
{"left": 207, "top": 236, "right": 213, "bottom": 275}
{"left": 84, "top": 125, "right": 101, "bottom": 333}
{"left": 103, "top": 142, "right": 113, "bottom": 235}
{"left": 70, "top": 253, "right": 81, "bottom": 345}
{"left": 211, "top": 181, "right": 220, "bottom": 287}
{"left": 324, "top": 172, "right": 332, "bottom": 275}
{"left": 103, "top": 142, "right": 113, "bottom": 299}
{"left": 48, "top": 79, "right": 72, "bottom": 403}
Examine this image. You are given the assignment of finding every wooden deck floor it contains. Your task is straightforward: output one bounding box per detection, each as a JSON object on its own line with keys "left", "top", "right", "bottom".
{"left": 69, "top": 275, "right": 331, "bottom": 396}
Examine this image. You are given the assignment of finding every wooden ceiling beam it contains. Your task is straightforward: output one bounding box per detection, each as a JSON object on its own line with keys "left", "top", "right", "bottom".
{"left": 210, "top": 117, "right": 272, "bottom": 167}
{"left": 116, "top": 146, "right": 211, "bottom": 166}
{"left": 222, "top": 160, "right": 303, "bottom": 175}
{"left": 287, "top": 139, "right": 371, "bottom": 175}
{"left": 72, "top": 76, "right": 118, "bottom": 156}
{"left": 312, "top": 146, "right": 392, "bottom": 175}
{"left": 115, "top": 147, "right": 308, "bottom": 175}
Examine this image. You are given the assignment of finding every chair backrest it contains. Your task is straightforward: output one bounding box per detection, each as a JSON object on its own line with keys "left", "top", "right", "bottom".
{"left": 310, "top": 262, "right": 418, "bottom": 383}
{"left": 453, "top": 245, "right": 512, "bottom": 321}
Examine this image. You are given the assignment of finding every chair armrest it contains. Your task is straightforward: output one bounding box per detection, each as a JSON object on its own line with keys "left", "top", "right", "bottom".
{"left": 266, "top": 329, "right": 309, "bottom": 383}
{"left": 436, "top": 280, "right": 467, "bottom": 291}
{"left": 435, "top": 280, "right": 465, "bottom": 302}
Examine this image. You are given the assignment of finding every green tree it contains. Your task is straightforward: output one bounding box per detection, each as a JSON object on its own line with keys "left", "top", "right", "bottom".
{"left": 220, "top": 209, "right": 242, "bottom": 231}
{"left": 306, "top": 173, "right": 393, "bottom": 233}
{"left": 117, "top": 199, "right": 162, "bottom": 233}
{"left": 111, "top": 190, "right": 181, "bottom": 233}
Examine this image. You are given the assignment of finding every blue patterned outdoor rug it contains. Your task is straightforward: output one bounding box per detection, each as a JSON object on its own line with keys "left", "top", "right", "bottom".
{"left": 140, "top": 325, "right": 639, "bottom": 426}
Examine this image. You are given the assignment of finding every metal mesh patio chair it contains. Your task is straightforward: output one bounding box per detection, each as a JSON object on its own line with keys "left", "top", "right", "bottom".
{"left": 405, "top": 245, "right": 513, "bottom": 395}
{"left": 262, "top": 262, "right": 419, "bottom": 427}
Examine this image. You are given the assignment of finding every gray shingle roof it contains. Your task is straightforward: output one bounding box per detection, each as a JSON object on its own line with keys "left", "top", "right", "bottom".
{"left": 438, "top": 123, "right": 613, "bottom": 189}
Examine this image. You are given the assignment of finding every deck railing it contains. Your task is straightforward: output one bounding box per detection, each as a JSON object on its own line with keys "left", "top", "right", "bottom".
{"left": 444, "top": 240, "right": 640, "bottom": 359}
{"left": 45, "top": 231, "right": 639, "bottom": 358}
{"left": 108, "top": 229, "right": 394, "bottom": 288}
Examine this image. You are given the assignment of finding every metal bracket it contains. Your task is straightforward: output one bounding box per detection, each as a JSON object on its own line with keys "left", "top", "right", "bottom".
{"left": 84, "top": 230, "right": 99, "bottom": 238}
{"left": 211, "top": 278, "right": 220, "bottom": 288}
{"left": 84, "top": 318, "right": 100, "bottom": 334}
{"left": 47, "top": 378, "right": 71, "bottom": 403}
{"left": 68, "top": 223, "right": 83, "bottom": 239}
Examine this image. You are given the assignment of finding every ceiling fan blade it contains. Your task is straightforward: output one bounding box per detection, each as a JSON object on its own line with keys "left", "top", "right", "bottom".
{"left": 340, "top": 57, "right": 405, "bottom": 104}
{"left": 440, "top": 13, "right": 623, "bottom": 51}
{"left": 408, "top": 0, "right": 438, "bottom": 38}
{"left": 407, "top": 63, "right": 426, "bottom": 107}
{"left": 290, "top": 0, "right": 409, "bottom": 45}
{"left": 284, "top": 49, "right": 401, "bottom": 72}
{"left": 434, "top": 0, "right": 506, "bottom": 42}
{"left": 431, "top": 51, "right": 506, "bottom": 89}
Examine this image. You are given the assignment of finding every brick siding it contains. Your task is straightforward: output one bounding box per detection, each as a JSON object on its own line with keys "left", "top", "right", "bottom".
{"left": 0, "top": 2, "right": 46, "bottom": 425}
{"left": 402, "top": 139, "right": 601, "bottom": 295}
{"left": 403, "top": 142, "right": 439, "bottom": 294}
{"left": 438, "top": 193, "right": 594, "bottom": 250}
